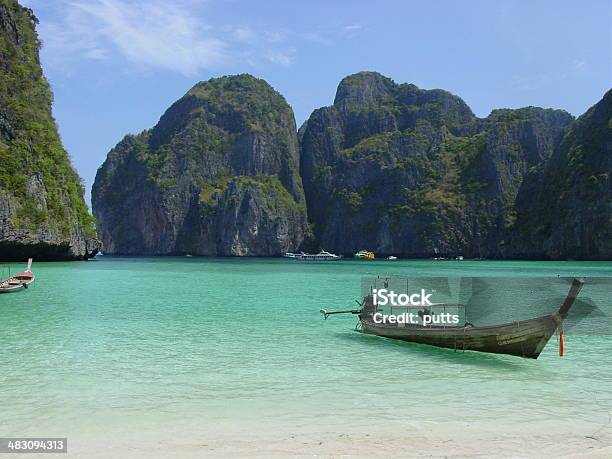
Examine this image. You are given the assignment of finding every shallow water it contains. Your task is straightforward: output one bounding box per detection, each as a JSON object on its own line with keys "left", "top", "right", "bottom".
{"left": 1, "top": 257, "right": 611, "bottom": 456}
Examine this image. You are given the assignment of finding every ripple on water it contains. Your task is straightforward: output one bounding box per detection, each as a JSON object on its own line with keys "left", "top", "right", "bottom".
{"left": 0, "top": 257, "right": 610, "bottom": 442}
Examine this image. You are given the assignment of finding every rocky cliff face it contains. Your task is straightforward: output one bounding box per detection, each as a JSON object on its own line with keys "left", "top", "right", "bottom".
{"left": 0, "top": 0, "right": 99, "bottom": 260}
{"left": 92, "top": 74, "right": 307, "bottom": 256}
{"left": 300, "top": 71, "right": 576, "bottom": 258}
{"left": 92, "top": 69, "right": 608, "bottom": 259}
{"left": 513, "top": 89, "right": 612, "bottom": 260}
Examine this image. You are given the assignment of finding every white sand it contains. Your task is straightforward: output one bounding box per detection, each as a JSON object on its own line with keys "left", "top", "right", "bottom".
{"left": 63, "top": 422, "right": 612, "bottom": 458}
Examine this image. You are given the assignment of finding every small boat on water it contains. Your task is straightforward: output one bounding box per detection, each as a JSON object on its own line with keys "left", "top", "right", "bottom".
{"left": 0, "top": 258, "right": 35, "bottom": 294}
{"left": 355, "top": 250, "right": 375, "bottom": 260}
{"left": 387, "top": 256, "right": 398, "bottom": 260}
{"left": 321, "top": 278, "right": 584, "bottom": 359}
{"left": 284, "top": 250, "right": 342, "bottom": 261}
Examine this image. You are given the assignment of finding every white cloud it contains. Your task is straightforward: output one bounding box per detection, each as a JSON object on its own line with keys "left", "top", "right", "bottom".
{"left": 63, "top": 0, "right": 227, "bottom": 75}
{"left": 343, "top": 24, "right": 363, "bottom": 32}
{"left": 35, "top": 0, "right": 228, "bottom": 75}
{"left": 265, "top": 50, "right": 295, "bottom": 67}
{"left": 36, "top": 0, "right": 303, "bottom": 74}
{"left": 264, "top": 30, "right": 286, "bottom": 43}
{"left": 233, "top": 27, "right": 255, "bottom": 43}
{"left": 83, "top": 47, "right": 109, "bottom": 61}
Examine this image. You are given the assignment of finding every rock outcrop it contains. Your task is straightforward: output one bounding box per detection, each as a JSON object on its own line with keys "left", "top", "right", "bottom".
{"left": 0, "top": 0, "right": 99, "bottom": 260}
{"left": 92, "top": 69, "right": 609, "bottom": 260}
{"left": 299, "top": 71, "right": 577, "bottom": 258}
{"left": 513, "top": 89, "right": 612, "bottom": 260}
{"left": 92, "top": 74, "right": 308, "bottom": 256}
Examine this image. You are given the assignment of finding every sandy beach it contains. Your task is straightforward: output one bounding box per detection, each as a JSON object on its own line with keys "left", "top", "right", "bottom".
{"left": 64, "top": 424, "right": 612, "bottom": 458}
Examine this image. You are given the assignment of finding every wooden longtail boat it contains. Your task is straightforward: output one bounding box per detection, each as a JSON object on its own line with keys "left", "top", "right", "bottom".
{"left": 0, "top": 258, "right": 35, "bottom": 293}
{"left": 321, "top": 278, "right": 584, "bottom": 359}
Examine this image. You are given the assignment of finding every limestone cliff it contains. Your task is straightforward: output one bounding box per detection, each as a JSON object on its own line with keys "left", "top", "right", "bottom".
{"left": 0, "top": 0, "right": 99, "bottom": 260}
{"left": 300, "top": 71, "right": 576, "bottom": 258}
{"left": 93, "top": 69, "right": 609, "bottom": 260}
{"left": 513, "top": 89, "right": 611, "bottom": 260}
{"left": 92, "top": 74, "right": 307, "bottom": 256}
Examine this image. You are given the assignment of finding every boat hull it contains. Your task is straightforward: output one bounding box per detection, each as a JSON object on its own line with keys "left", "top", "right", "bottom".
{"left": 359, "top": 314, "right": 560, "bottom": 359}
{"left": 284, "top": 252, "right": 342, "bottom": 261}
{"left": 0, "top": 271, "right": 35, "bottom": 294}
{"left": 0, "top": 284, "right": 26, "bottom": 293}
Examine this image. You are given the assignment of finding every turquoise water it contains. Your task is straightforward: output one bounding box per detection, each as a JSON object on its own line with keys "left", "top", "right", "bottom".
{"left": 1, "top": 258, "right": 611, "bottom": 455}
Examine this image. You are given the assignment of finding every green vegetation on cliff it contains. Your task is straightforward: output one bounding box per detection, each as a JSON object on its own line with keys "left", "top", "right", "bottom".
{"left": 93, "top": 74, "right": 307, "bottom": 256}
{"left": 513, "top": 89, "right": 611, "bottom": 259}
{"left": 0, "top": 0, "right": 96, "bottom": 238}
{"left": 199, "top": 175, "right": 305, "bottom": 214}
{"left": 300, "top": 71, "right": 576, "bottom": 257}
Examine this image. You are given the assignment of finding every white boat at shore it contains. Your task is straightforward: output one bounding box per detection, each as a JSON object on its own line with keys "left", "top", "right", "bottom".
{"left": 284, "top": 250, "right": 342, "bottom": 261}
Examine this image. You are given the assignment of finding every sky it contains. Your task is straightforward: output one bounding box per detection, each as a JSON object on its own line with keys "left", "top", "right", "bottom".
{"left": 20, "top": 0, "right": 612, "bottom": 206}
